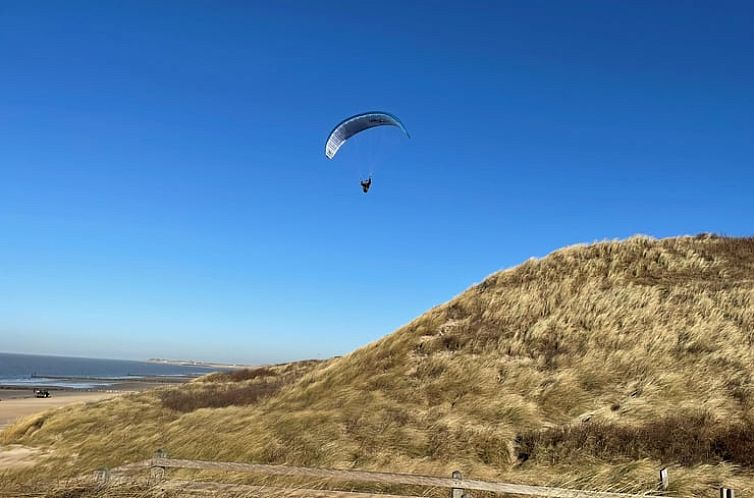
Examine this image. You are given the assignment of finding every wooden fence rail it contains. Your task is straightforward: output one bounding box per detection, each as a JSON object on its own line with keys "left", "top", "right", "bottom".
{"left": 150, "top": 457, "right": 642, "bottom": 498}
{"left": 111, "top": 452, "right": 674, "bottom": 498}
{"left": 95, "top": 451, "right": 735, "bottom": 498}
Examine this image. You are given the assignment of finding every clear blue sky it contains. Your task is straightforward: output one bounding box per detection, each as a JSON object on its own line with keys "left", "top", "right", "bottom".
{"left": 1, "top": 1, "right": 752, "bottom": 363}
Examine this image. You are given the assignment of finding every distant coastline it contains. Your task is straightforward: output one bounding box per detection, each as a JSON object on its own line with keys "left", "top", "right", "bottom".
{"left": 147, "top": 358, "right": 255, "bottom": 369}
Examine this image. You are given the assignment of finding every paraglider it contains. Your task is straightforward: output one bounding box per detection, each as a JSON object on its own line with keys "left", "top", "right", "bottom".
{"left": 360, "top": 176, "right": 372, "bottom": 193}
{"left": 325, "top": 111, "right": 409, "bottom": 193}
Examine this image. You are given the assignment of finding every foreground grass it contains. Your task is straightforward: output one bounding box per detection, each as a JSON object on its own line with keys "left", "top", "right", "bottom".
{"left": 3, "top": 234, "right": 754, "bottom": 497}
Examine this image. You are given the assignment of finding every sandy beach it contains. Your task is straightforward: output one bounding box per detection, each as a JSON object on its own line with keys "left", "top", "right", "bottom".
{"left": 0, "top": 389, "right": 122, "bottom": 430}
{"left": 0, "top": 375, "right": 194, "bottom": 431}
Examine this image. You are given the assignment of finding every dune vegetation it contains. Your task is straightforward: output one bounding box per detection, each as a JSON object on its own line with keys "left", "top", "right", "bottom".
{"left": 3, "top": 234, "right": 754, "bottom": 497}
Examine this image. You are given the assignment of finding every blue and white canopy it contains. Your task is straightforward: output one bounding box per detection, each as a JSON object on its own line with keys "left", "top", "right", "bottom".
{"left": 325, "top": 111, "right": 409, "bottom": 159}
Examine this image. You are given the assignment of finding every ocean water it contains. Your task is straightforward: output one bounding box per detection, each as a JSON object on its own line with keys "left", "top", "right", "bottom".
{"left": 0, "top": 352, "right": 220, "bottom": 389}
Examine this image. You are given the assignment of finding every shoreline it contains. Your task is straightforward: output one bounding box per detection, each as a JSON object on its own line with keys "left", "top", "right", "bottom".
{"left": 0, "top": 374, "right": 198, "bottom": 431}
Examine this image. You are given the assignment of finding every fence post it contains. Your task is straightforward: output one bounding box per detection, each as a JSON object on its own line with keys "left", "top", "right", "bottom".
{"left": 659, "top": 467, "right": 668, "bottom": 490}
{"left": 93, "top": 467, "right": 110, "bottom": 485}
{"left": 451, "top": 470, "right": 464, "bottom": 498}
{"left": 151, "top": 448, "right": 169, "bottom": 482}
{"left": 720, "top": 488, "right": 734, "bottom": 498}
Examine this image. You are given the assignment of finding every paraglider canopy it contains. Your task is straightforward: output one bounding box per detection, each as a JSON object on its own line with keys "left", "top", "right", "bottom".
{"left": 325, "top": 111, "right": 409, "bottom": 160}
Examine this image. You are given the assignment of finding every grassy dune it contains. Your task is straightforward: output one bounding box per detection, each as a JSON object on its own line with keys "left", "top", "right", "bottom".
{"left": 3, "top": 234, "right": 754, "bottom": 497}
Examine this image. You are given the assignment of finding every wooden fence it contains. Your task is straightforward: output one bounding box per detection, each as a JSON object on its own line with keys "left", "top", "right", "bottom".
{"left": 93, "top": 450, "right": 736, "bottom": 498}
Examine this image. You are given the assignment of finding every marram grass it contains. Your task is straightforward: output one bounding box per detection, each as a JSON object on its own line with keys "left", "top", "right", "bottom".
{"left": 3, "top": 234, "right": 754, "bottom": 498}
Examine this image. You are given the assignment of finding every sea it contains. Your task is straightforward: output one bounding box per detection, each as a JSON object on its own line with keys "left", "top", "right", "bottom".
{"left": 0, "top": 352, "right": 221, "bottom": 389}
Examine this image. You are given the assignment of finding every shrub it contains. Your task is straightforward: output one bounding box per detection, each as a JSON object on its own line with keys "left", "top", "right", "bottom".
{"left": 160, "top": 382, "right": 283, "bottom": 412}
{"left": 518, "top": 412, "right": 754, "bottom": 467}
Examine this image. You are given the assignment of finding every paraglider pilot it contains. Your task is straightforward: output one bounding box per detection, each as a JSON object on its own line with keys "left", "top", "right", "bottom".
{"left": 360, "top": 176, "right": 372, "bottom": 193}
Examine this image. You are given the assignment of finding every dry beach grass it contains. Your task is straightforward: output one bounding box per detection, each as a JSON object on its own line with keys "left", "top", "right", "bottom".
{"left": 0, "top": 392, "right": 121, "bottom": 431}
{"left": 3, "top": 234, "right": 754, "bottom": 497}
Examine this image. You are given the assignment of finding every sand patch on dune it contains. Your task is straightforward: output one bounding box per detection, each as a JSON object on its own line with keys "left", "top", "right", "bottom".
{"left": 0, "top": 444, "right": 48, "bottom": 469}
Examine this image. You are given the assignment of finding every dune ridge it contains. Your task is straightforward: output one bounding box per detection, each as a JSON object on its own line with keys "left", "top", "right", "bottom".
{"left": 3, "top": 234, "right": 754, "bottom": 497}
